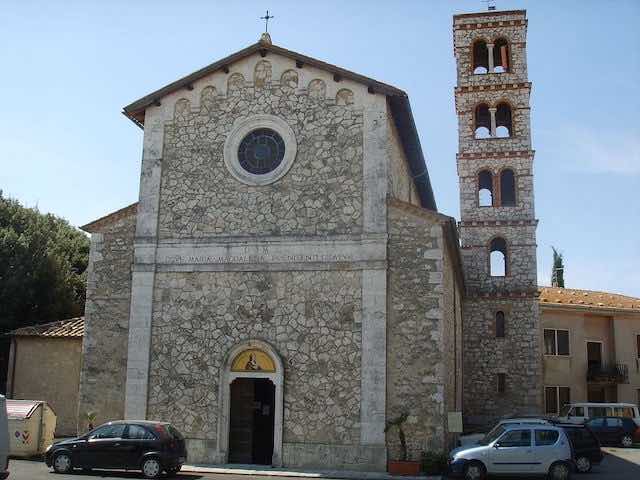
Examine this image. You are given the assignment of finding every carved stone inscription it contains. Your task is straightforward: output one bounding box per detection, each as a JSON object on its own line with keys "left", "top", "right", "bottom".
{"left": 154, "top": 240, "right": 386, "bottom": 267}
{"left": 163, "top": 252, "right": 352, "bottom": 265}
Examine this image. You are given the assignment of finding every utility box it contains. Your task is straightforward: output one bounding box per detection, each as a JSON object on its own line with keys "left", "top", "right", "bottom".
{"left": 6, "top": 400, "right": 56, "bottom": 457}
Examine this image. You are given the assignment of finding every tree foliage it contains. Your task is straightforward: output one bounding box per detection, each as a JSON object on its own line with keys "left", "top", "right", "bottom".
{"left": 0, "top": 192, "right": 89, "bottom": 332}
{"left": 551, "top": 246, "right": 565, "bottom": 288}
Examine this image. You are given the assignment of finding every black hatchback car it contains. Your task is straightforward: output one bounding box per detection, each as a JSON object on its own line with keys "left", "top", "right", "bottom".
{"left": 559, "top": 423, "right": 603, "bottom": 473}
{"left": 585, "top": 416, "right": 640, "bottom": 448}
{"left": 45, "top": 420, "right": 187, "bottom": 478}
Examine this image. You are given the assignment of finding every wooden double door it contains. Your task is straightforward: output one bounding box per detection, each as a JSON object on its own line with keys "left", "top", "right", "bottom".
{"left": 228, "top": 378, "right": 275, "bottom": 465}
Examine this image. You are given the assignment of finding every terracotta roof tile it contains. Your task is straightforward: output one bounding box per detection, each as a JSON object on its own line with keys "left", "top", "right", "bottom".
{"left": 9, "top": 317, "right": 84, "bottom": 338}
{"left": 539, "top": 287, "right": 640, "bottom": 312}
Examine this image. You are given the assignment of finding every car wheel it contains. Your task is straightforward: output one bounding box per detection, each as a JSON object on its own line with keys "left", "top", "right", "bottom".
{"left": 621, "top": 434, "right": 633, "bottom": 448}
{"left": 548, "top": 461, "right": 571, "bottom": 480}
{"left": 575, "top": 456, "right": 592, "bottom": 473}
{"left": 142, "top": 457, "right": 162, "bottom": 479}
{"left": 464, "top": 461, "right": 486, "bottom": 480}
{"left": 53, "top": 452, "right": 73, "bottom": 474}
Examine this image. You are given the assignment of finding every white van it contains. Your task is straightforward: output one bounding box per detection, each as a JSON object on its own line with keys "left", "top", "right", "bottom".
{"left": 557, "top": 403, "right": 640, "bottom": 426}
{"left": 0, "top": 395, "right": 10, "bottom": 479}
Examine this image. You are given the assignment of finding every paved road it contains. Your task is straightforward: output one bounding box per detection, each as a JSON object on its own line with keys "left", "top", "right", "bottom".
{"left": 7, "top": 459, "right": 348, "bottom": 480}
{"left": 586, "top": 447, "right": 640, "bottom": 480}
{"left": 7, "top": 448, "right": 640, "bottom": 479}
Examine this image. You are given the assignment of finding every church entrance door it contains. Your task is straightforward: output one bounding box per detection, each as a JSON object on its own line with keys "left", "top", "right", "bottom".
{"left": 228, "top": 378, "right": 275, "bottom": 465}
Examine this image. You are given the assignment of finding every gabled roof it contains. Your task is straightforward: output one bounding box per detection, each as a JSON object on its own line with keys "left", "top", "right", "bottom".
{"left": 539, "top": 287, "right": 640, "bottom": 313}
{"left": 120, "top": 35, "right": 437, "bottom": 211}
{"left": 123, "top": 35, "right": 406, "bottom": 125}
{"left": 8, "top": 317, "right": 84, "bottom": 338}
{"left": 80, "top": 202, "right": 137, "bottom": 233}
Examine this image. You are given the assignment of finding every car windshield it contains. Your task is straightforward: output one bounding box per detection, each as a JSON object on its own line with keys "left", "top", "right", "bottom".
{"left": 480, "top": 425, "right": 506, "bottom": 445}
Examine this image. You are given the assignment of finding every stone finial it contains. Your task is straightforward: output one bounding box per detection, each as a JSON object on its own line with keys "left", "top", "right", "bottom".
{"left": 260, "top": 32, "right": 272, "bottom": 46}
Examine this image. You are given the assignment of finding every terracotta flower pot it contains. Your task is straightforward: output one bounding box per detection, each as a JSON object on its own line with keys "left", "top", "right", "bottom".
{"left": 388, "top": 460, "right": 421, "bottom": 476}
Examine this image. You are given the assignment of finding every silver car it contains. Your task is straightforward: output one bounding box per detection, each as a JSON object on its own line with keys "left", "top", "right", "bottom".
{"left": 448, "top": 424, "right": 573, "bottom": 480}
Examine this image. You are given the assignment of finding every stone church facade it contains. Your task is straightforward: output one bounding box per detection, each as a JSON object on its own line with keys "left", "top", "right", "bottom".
{"left": 77, "top": 7, "right": 547, "bottom": 470}
{"left": 78, "top": 28, "right": 468, "bottom": 468}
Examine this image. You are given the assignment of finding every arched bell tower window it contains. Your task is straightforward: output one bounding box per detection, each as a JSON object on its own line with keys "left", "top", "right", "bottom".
{"left": 474, "top": 104, "right": 491, "bottom": 139}
{"left": 495, "top": 311, "right": 506, "bottom": 338}
{"left": 489, "top": 237, "right": 507, "bottom": 277}
{"left": 493, "top": 38, "right": 510, "bottom": 73}
{"left": 495, "top": 103, "right": 512, "bottom": 138}
{"left": 500, "top": 169, "right": 516, "bottom": 206}
{"left": 478, "top": 170, "right": 494, "bottom": 206}
{"left": 473, "top": 40, "right": 489, "bottom": 74}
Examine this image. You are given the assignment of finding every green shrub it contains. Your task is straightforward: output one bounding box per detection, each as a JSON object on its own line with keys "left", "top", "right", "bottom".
{"left": 421, "top": 450, "right": 448, "bottom": 475}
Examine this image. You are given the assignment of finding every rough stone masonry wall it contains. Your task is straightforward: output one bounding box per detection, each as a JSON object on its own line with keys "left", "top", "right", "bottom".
{"left": 158, "top": 58, "right": 364, "bottom": 238}
{"left": 147, "top": 270, "right": 362, "bottom": 463}
{"left": 78, "top": 213, "right": 135, "bottom": 430}
{"left": 454, "top": 10, "right": 542, "bottom": 432}
{"left": 442, "top": 235, "right": 464, "bottom": 446}
{"left": 387, "top": 202, "right": 448, "bottom": 459}
{"left": 459, "top": 223, "right": 537, "bottom": 294}
{"left": 462, "top": 297, "right": 542, "bottom": 429}
{"left": 456, "top": 88, "right": 532, "bottom": 153}
{"left": 458, "top": 154, "right": 535, "bottom": 222}
{"left": 453, "top": 13, "right": 528, "bottom": 87}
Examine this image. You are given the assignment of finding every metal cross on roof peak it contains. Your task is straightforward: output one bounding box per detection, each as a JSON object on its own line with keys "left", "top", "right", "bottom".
{"left": 260, "top": 10, "right": 274, "bottom": 33}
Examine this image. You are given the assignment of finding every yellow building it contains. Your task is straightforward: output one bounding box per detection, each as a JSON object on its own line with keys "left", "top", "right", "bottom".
{"left": 6, "top": 317, "right": 84, "bottom": 436}
{"left": 540, "top": 288, "right": 640, "bottom": 414}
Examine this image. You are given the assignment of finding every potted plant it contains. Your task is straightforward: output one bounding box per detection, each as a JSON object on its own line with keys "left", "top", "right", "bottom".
{"left": 85, "top": 411, "right": 97, "bottom": 432}
{"left": 385, "top": 412, "right": 421, "bottom": 475}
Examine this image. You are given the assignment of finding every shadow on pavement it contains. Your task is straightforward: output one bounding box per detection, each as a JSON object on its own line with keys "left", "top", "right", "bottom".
{"left": 50, "top": 471, "right": 205, "bottom": 479}
{"left": 593, "top": 448, "right": 640, "bottom": 480}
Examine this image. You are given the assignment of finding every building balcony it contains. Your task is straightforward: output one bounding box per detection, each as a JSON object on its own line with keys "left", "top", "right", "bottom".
{"left": 587, "top": 363, "right": 629, "bottom": 384}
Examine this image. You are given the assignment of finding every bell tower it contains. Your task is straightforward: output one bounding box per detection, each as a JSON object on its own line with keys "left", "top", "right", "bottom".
{"left": 453, "top": 9, "right": 542, "bottom": 428}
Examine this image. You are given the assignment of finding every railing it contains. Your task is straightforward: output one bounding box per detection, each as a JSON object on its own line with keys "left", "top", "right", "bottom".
{"left": 587, "top": 363, "right": 629, "bottom": 384}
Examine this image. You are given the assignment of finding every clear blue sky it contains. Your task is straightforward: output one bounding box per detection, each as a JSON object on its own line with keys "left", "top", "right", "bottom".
{"left": 1, "top": 0, "right": 638, "bottom": 296}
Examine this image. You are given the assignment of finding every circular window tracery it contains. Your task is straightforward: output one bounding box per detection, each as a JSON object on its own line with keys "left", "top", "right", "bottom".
{"left": 237, "top": 128, "right": 286, "bottom": 175}
{"left": 223, "top": 114, "right": 297, "bottom": 186}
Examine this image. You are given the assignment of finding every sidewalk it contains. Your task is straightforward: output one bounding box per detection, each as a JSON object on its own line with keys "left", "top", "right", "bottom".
{"left": 182, "top": 463, "right": 443, "bottom": 480}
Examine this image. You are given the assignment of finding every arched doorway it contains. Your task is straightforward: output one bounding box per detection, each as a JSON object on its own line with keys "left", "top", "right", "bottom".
{"left": 216, "top": 340, "right": 283, "bottom": 466}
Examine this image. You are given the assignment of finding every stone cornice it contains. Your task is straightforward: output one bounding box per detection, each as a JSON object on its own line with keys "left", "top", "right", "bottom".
{"left": 466, "top": 290, "right": 539, "bottom": 299}
{"left": 459, "top": 219, "right": 538, "bottom": 227}
{"left": 454, "top": 42, "right": 526, "bottom": 50}
{"left": 457, "top": 150, "right": 535, "bottom": 160}
{"left": 453, "top": 18, "right": 527, "bottom": 31}
{"left": 461, "top": 242, "right": 537, "bottom": 248}
{"left": 455, "top": 82, "right": 531, "bottom": 94}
